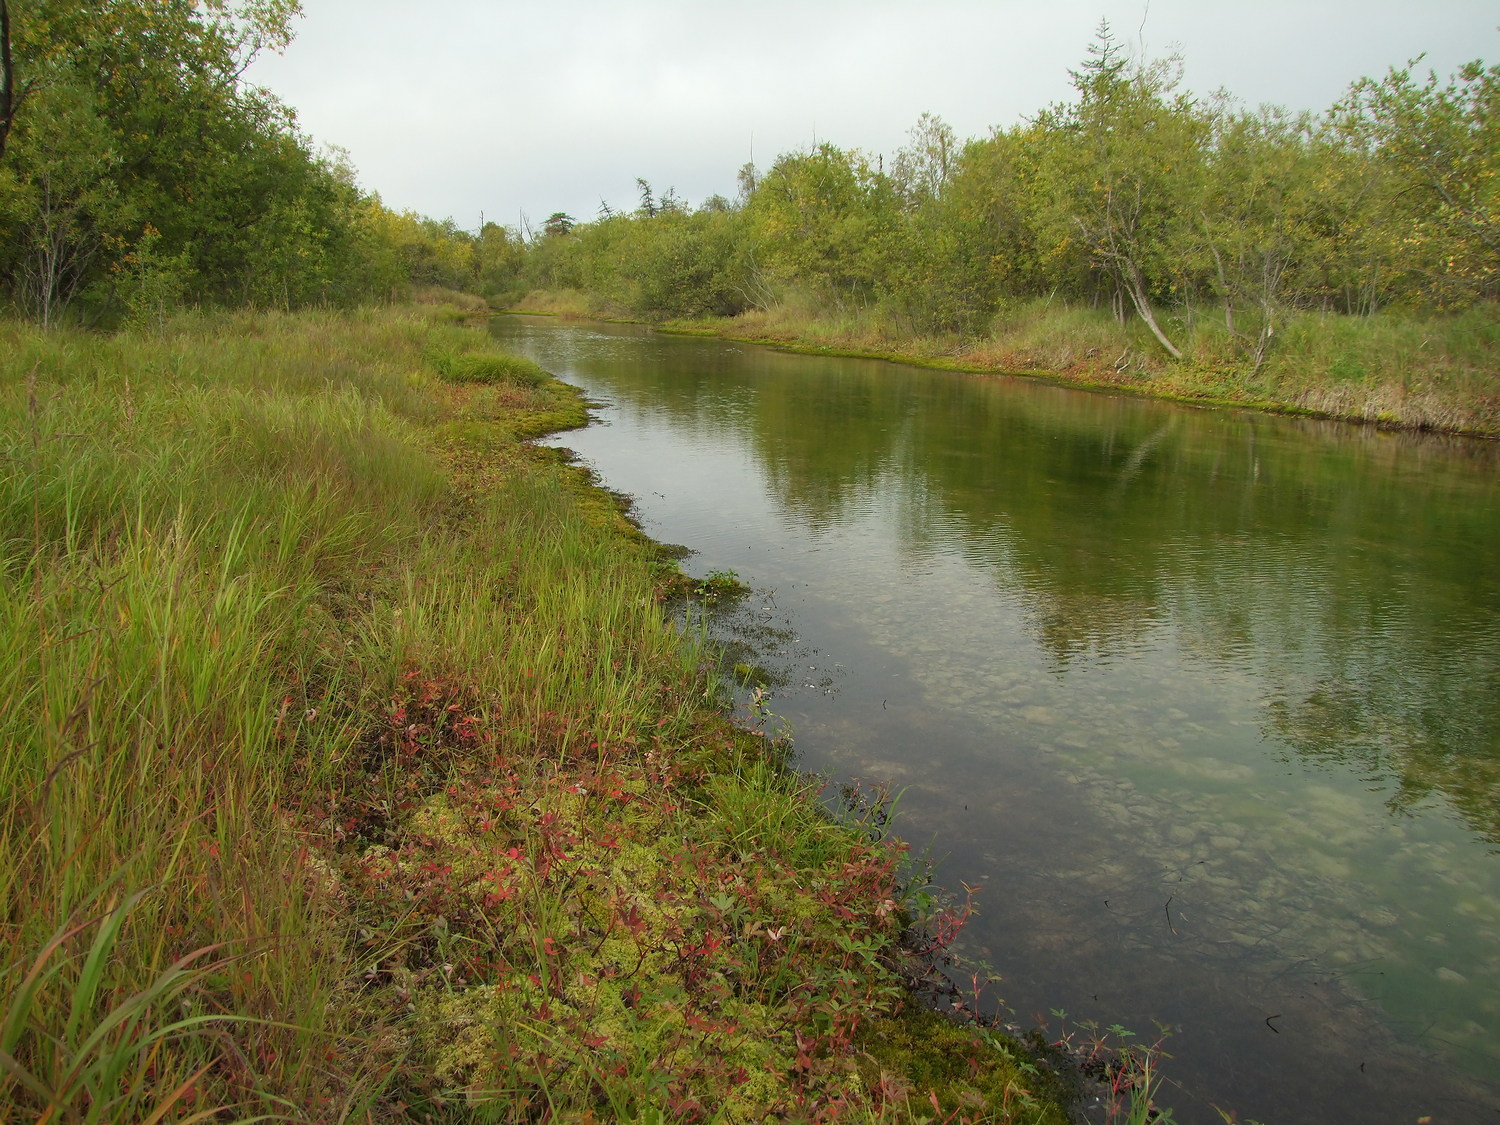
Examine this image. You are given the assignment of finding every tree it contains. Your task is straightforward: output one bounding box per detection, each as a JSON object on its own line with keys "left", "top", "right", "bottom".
{"left": 1, "top": 0, "right": 14, "bottom": 159}
{"left": 624, "top": 207, "right": 750, "bottom": 318}
{"left": 635, "top": 177, "right": 656, "bottom": 218}
{"left": 1196, "top": 106, "right": 1320, "bottom": 368}
{"left": 0, "top": 0, "right": 385, "bottom": 321}
{"left": 1334, "top": 57, "right": 1500, "bottom": 304}
{"left": 4, "top": 77, "right": 129, "bottom": 324}
{"left": 475, "top": 220, "right": 526, "bottom": 299}
{"left": 543, "top": 211, "right": 576, "bottom": 237}
{"left": 883, "top": 125, "right": 1055, "bottom": 334}
{"left": 735, "top": 161, "right": 758, "bottom": 207}
{"left": 891, "top": 112, "right": 957, "bottom": 207}
{"left": 1032, "top": 23, "right": 1209, "bottom": 356}
{"left": 749, "top": 143, "right": 898, "bottom": 307}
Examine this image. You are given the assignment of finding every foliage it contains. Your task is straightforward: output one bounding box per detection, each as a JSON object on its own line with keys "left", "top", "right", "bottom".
{"left": 506, "top": 26, "right": 1499, "bottom": 420}
{"left": 689, "top": 567, "right": 748, "bottom": 606}
{"left": 751, "top": 143, "right": 901, "bottom": 309}
{"left": 0, "top": 1, "right": 525, "bottom": 322}
{"left": 1028, "top": 24, "right": 1208, "bottom": 357}
{"left": 1333, "top": 55, "right": 1500, "bottom": 305}
{"left": 543, "top": 211, "right": 576, "bottom": 237}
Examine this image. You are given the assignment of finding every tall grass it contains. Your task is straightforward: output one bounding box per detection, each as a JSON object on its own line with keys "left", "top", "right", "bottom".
{"left": 0, "top": 310, "right": 451, "bottom": 1118}
{"left": 510, "top": 289, "right": 610, "bottom": 319}
{"left": 0, "top": 307, "right": 690, "bottom": 1118}
{"left": 423, "top": 324, "right": 551, "bottom": 387}
{"left": 652, "top": 292, "right": 1500, "bottom": 434}
{"left": 1, "top": 306, "right": 1077, "bottom": 1121}
{"left": 1263, "top": 305, "right": 1500, "bottom": 430}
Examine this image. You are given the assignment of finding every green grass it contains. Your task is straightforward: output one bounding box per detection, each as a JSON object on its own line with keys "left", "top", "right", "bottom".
{"left": 431, "top": 349, "right": 550, "bottom": 388}
{"left": 0, "top": 305, "right": 1079, "bottom": 1123}
{"left": 424, "top": 324, "right": 551, "bottom": 388}
{"left": 650, "top": 292, "right": 1500, "bottom": 435}
{"left": 0, "top": 308, "right": 453, "bottom": 1119}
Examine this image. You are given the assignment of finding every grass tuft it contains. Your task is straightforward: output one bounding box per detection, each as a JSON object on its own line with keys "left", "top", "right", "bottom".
{"left": 424, "top": 323, "right": 552, "bottom": 387}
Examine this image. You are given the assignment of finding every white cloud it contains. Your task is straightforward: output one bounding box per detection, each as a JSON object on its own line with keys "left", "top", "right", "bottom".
{"left": 248, "top": 0, "right": 1500, "bottom": 228}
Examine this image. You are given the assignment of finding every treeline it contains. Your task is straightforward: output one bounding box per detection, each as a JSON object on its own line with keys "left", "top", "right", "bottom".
{"left": 0, "top": 0, "right": 526, "bottom": 326}
{"left": 4, "top": 6, "right": 1494, "bottom": 371}
{"left": 503, "top": 26, "right": 1499, "bottom": 371}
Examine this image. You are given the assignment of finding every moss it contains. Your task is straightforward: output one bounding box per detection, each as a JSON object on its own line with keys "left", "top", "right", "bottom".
{"left": 420, "top": 986, "right": 513, "bottom": 1089}
{"left": 418, "top": 933, "right": 797, "bottom": 1120}
{"left": 856, "top": 1006, "right": 1073, "bottom": 1124}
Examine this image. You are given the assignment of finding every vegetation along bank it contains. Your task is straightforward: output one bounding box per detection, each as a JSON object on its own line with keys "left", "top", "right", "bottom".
{"left": 3, "top": 3, "right": 1490, "bottom": 1118}
{"left": 2, "top": 3, "right": 1492, "bottom": 436}
{"left": 500, "top": 27, "right": 1498, "bottom": 437}
{"left": 0, "top": 303, "right": 1143, "bottom": 1122}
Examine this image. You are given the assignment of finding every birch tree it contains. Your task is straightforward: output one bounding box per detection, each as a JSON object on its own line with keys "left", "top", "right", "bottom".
{"left": 1032, "top": 23, "right": 1208, "bottom": 357}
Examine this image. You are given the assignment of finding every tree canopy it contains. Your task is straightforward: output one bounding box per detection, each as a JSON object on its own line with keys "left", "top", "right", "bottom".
{"left": 3, "top": 12, "right": 1494, "bottom": 355}
{"left": 494, "top": 26, "right": 1498, "bottom": 368}
{"left": 0, "top": 0, "right": 504, "bottom": 324}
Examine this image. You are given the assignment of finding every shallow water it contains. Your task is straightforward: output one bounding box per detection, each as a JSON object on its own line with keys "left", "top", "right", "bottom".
{"left": 494, "top": 316, "right": 1500, "bottom": 1124}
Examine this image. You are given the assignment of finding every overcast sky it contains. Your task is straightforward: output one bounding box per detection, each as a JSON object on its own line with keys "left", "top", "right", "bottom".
{"left": 245, "top": 0, "right": 1498, "bottom": 234}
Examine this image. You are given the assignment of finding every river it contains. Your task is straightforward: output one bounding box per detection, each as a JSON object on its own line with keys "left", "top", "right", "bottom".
{"left": 492, "top": 315, "right": 1500, "bottom": 1125}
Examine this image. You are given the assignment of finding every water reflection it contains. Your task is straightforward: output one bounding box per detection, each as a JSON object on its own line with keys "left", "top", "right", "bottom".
{"left": 560, "top": 331, "right": 1500, "bottom": 844}
{"left": 495, "top": 317, "right": 1500, "bottom": 1123}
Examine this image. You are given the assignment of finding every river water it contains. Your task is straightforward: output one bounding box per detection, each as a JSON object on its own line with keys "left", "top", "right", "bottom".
{"left": 492, "top": 315, "right": 1500, "bottom": 1125}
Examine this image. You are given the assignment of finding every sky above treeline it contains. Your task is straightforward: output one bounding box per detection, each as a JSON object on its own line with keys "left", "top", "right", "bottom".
{"left": 245, "top": 0, "right": 1499, "bottom": 235}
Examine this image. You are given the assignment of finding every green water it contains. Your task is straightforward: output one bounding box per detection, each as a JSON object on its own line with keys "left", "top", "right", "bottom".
{"left": 493, "top": 316, "right": 1500, "bottom": 1124}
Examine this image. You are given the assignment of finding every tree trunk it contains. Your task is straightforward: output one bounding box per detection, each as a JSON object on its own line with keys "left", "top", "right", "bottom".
{"left": 1120, "top": 258, "right": 1183, "bottom": 358}
{"left": 1077, "top": 211, "right": 1183, "bottom": 359}
{"left": 1206, "top": 240, "right": 1237, "bottom": 336}
{"left": 0, "top": 0, "right": 13, "bottom": 161}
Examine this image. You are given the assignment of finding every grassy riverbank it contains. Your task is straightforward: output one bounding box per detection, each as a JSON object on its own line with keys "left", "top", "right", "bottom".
{"left": 0, "top": 305, "right": 1092, "bottom": 1122}
{"left": 516, "top": 289, "right": 1500, "bottom": 437}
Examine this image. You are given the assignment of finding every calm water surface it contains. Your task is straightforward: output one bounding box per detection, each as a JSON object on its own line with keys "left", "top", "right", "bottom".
{"left": 493, "top": 316, "right": 1500, "bottom": 1125}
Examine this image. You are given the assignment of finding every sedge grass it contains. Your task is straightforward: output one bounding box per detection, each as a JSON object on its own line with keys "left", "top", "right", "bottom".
{"left": 1, "top": 312, "right": 452, "bottom": 1118}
